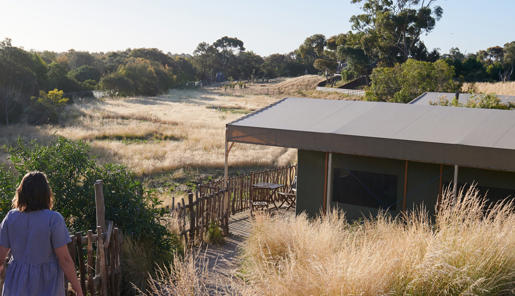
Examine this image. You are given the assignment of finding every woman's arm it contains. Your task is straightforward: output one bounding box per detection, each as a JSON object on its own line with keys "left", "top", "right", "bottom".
{"left": 0, "top": 246, "right": 9, "bottom": 277}
{"left": 54, "top": 245, "right": 83, "bottom": 296}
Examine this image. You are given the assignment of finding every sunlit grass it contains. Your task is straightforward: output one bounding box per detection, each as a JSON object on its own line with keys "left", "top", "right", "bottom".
{"left": 463, "top": 81, "right": 515, "bottom": 96}
{"left": 0, "top": 86, "right": 297, "bottom": 175}
{"left": 241, "top": 187, "right": 515, "bottom": 296}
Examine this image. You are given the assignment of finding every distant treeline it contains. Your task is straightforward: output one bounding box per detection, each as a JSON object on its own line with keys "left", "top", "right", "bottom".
{"left": 2, "top": 0, "right": 515, "bottom": 125}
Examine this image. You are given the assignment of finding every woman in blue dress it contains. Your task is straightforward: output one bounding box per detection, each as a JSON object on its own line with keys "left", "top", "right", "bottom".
{"left": 0, "top": 171, "right": 83, "bottom": 296}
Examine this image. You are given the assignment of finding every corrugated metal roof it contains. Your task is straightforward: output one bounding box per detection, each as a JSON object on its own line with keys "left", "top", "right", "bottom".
{"left": 409, "top": 92, "right": 515, "bottom": 106}
{"left": 227, "top": 97, "right": 515, "bottom": 172}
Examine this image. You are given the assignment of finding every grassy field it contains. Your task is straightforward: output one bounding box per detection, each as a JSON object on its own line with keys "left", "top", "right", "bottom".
{"left": 1, "top": 75, "right": 358, "bottom": 204}
{"left": 462, "top": 81, "right": 515, "bottom": 95}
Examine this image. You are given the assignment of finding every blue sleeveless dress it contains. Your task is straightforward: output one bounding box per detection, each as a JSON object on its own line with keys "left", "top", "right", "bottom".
{"left": 0, "top": 209, "right": 71, "bottom": 296}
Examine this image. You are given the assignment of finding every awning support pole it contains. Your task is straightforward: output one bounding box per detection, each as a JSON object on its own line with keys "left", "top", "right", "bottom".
{"left": 402, "top": 160, "right": 408, "bottom": 213}
{"left": 325, "top": 152, "right": 333, "bottom": 215}
{"left": 224, "top": 139, "right": 229, "bottom": 189}
{"left": 437, "top": 164, "right": 443, "bottom": 210}
{"left": 453, "top": 164, "right": 459, "bottom": 201}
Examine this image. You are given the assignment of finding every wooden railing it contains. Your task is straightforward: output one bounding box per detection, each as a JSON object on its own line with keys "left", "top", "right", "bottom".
{"left": 169, "top": 165, "right": 296, "bottom": 247}
{"left": 199, "top": 165, "right": 297, "bottom": 214}
{"left": 66, "top": 224, "right": 122, "bottom": 296}
{"left": 171, "top": 189, "right": 230, "bottom": 247}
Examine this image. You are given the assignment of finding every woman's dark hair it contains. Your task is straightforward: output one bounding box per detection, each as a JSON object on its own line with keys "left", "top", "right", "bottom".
{"left": 13, "top": 171, "right": 53, "bottom": 212}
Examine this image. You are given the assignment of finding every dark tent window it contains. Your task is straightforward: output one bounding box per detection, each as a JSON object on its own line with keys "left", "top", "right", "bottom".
{"left": 332, "top": 168, "right": 397, "bottom": 210}
{"left": 445, "top": 183, "right": 515, "bottom": 206}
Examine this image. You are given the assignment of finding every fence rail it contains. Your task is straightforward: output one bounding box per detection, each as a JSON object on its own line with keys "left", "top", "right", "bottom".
{"left": 199, "top": 165, "right": 297, "bottom": 214}
{"left": 171, "top": 190, "right": 230, "bottom": 246}
{"left": 66, "top": 224, "right": 122, "bottom": 296}
{"left": 172, "top": 165, "right": 297, "bottom": 246}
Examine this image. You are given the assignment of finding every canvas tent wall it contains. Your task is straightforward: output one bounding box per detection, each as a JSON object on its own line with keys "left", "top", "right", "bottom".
{"left": 226, "top": 98, "right": 515, "bottom": 217}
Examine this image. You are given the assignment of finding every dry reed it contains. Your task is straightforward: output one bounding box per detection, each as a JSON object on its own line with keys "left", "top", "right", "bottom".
{"left": 241, "top": 187, "right": 515, "bottom": 296}
{"left": 462, "top": 81, "right": 515, "bottom": 96}
{"left": 138, "top": 249, "right": 240, "bottom": 296}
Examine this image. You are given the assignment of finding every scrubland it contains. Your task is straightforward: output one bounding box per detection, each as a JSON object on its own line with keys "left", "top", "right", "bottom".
{"left": 0, "top": 86, "right": 299, "bottom": 177}
{"left": 146, "top": 187, "right": 515, "bottom": 296}
{"left": 463, "top": 81, "right": 515, "bottom": 96}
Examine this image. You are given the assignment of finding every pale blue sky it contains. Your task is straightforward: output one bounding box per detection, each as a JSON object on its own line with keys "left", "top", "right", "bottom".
{"left": 1, "top": 0, "right": 514, "bottom": 56}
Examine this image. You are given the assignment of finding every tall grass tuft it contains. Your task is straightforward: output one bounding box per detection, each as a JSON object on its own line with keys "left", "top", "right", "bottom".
{"left": 241, "top": 187, "right": 515, "bottom": 296}
{"left": 138, "top": 249, "right": 239, "bottom": 296}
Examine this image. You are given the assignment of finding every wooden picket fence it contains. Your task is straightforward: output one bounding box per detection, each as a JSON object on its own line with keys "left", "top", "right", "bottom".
{"left": 68, "top": 180, "right": 122, "bottom": 296}
{"left": 171, "top": 189, "right": 230, "bottom": 247}
{"left": 199, "top": 165, "right": 297, "bottom": 214}
{"left": 66, "top": 224, "right": 122, "bottom": 296}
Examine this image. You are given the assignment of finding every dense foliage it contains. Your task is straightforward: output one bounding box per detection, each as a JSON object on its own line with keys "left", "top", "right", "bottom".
{"left": 366, "top": 59, "right": 460, "bottom": 102}
{"left": 1, "top": 138, "right": 178, "bottom": 263}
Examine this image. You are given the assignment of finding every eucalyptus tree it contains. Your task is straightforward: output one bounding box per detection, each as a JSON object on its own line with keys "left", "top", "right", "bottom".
{"left": 350, "top": 0, "right": 443, "bottom": 65}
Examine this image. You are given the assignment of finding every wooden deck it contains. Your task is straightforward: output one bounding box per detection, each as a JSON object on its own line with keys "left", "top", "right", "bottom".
{"left": 195, "top": 208, "right": 294, "bottom": 294}
{"left": 197, "top": 211, "right": 252, "bottom": 277}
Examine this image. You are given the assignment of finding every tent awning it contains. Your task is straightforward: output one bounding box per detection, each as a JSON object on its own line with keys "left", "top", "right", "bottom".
{"left": 226, "top": 97, "right": 515, "bottom": 172}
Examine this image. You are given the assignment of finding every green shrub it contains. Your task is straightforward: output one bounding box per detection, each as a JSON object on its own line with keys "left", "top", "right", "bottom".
{"left": 7, "top": 137, "right": 180, "bottom": 291}
{"left": 430, "top": 93, "right": 513, "bottom": 110}
{"left": 366, "top": 59, "right": 461, "bottom": 103}
{"left": 205, "top": 222, "right": 224, "bottom": 245}
{"left": 0, "top": 165, "right": 16, "bottom": 218}
{"left": 26, "top": 89, "right": 69, "bottom": 124}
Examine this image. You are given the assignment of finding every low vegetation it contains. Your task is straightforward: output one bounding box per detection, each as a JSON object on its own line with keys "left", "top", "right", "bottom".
{"left": 463, "top": 81, "right": 515, "bottom": 96}
{"left": 0, "top": 138, "right": 181, "bottom": 293}
{"left": 430, "top": 93, "right": 514, "bottom": 110}
{"left": 240, "top": 188, "right": 514, "bottom": 296}
{"left": 366, "top": 59, "right": 460, "bottom": 103}
{"left": 142, "top": 187, "right": 515, "bottom": 296}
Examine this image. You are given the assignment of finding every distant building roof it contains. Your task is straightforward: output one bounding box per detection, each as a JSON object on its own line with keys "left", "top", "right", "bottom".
{"left": 409, "top": 92, "right": 515, "bottom": 106}
{"left": 227, "top": 97, "right": 515, "bottom": 172}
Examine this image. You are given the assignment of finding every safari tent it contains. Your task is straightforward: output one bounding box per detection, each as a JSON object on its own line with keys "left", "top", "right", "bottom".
{"left": 225, "top": 97, "right": 515, "bottom": 218}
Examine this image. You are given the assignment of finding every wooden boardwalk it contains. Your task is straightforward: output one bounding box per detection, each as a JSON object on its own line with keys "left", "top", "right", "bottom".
{"left": 197, "top": 211, "right": 252, "bottom": 277}
{"left": 195, "top": 208, "right": 294, "bottom": 295}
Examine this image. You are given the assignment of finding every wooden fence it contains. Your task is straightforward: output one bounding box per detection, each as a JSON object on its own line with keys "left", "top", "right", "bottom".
{"left": 169, "top": 165, "right": 296, "bottom": 247}
{"left": 66, "top": 223, "right": 122, "bottom": 296}
{"left": 199, "top": 165, "right": 297, "bottom": 215}
{"left": 68, "top": 180, "right": 122, "bottom": 296}
{"left": 171, "top": 189, "right": 230, "bottom": 247}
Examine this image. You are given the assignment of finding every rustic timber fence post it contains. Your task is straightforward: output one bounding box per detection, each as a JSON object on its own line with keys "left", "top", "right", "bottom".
{"left": 97, "top": 225, "right": 108, "bottom": 296}
{"left": 94, "top": 180, "right": 106, "bottom": 231}
{"left": 188, "top": 191, "right": 195, "bottom": 246}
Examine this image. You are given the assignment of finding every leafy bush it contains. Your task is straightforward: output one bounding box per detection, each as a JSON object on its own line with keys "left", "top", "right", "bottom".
{"left": 366, "top": 59, "right": 461, "bottom": 103}
{"left": 26, "top": 89, "right": 69, "bottom": 124}
{"left": 67, "top": 65, "right": 101, "bottom": 83}
{"left": 430, "top": 93, "right": 513, "bottom": 110}
{"left": 6, "top": 137, "right": 180, "bottom": 291}
{"left": 99, "top": 72, "right": 135, "bottom": 96}
{"left": 205, "top": 222, "right": 224, "bottom": 245}
{"left": 100, "top": 57, "right": 174, "bottom": 96}
{"left": 0, "top": 166, "right": 16, "bottom": 217}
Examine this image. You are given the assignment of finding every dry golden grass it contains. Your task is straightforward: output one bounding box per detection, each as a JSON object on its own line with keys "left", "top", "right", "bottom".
{"left": 462, "top": 81, "right": 515, "bottom": 96}
{"left": 240, "top": 188, "right": 515, "bottom": 296}
{"left": 139, "top": 250, "right": 241, "bottom": 296}
{"left": 223, "top": 75, "right": 325, "bottom": 97}
{"left": 0, "top": 87, "right": 298, "bottom": 176}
